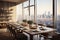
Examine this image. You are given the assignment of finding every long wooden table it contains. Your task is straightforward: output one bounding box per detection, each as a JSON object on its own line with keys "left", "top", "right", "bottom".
{"left": 8, "top": 23, "right": 56, "bottom": 40}
{"left": 23, "top": 26, "right": 56, "bottom": 40}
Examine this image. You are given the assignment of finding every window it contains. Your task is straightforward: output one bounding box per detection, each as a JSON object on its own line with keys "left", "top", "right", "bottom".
{"left": 24, "top": 8, "right": 29, "bottom": 20}
{"left": 16, "top": 4, "right": 22, "bottom": 23}
{"left": 30, "top": 0, "right": 34, "bottom": 5}
{"left": 57, "top": 0, "right": 60, "bottom": 33}
{"left": 23, "top": 1, "right": 29, "bottom": 7}
{"left": 37, "top": 0, "right": 53, "bottom": 26}
{"left": 30, "top": 6, "right": 34, "bottom": 21}
{"left": 23, "top": 1, "right": 29, "bottom": 20}
{"left": 23, "top": 0, "right": 35, "bottom": 21}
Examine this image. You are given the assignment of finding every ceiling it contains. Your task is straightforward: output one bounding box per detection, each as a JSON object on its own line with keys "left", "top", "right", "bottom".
{"left": 0, "top": 0, "right": 27, "bottom": 3}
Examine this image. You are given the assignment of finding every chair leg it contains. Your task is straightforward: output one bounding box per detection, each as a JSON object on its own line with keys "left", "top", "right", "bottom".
{"left": 39, "top": 35, "right": 41, "bottom": 40}
{"left": 37, "top": 35, "right": 39, "bottom": 40}
{"left": 39, "top": 35, "right": 44, "bottom": 40}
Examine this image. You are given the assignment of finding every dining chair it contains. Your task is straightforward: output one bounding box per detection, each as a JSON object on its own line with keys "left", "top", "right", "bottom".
{"left": 46, "top": 25, "right": 53, "bottom": 28}
{"left": 38, "top": 24, "right": 45, "bottom": 26}
{"left": 51, "top": 32, "right": 60, "bottom": 40}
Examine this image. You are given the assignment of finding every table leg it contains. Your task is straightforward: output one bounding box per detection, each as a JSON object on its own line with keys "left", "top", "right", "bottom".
{"left": 30, "top": 35, "right": 33, "bottom": 40}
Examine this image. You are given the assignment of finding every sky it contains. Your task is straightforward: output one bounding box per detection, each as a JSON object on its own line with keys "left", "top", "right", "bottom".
{"left": 57, "top": 0, "right": 60, "bottom": 14}
{"left": 37, "top": 0, "right": 60, "bottom": 14}
{"left": 37, "top": 0, "right": 52, "bottom": 15}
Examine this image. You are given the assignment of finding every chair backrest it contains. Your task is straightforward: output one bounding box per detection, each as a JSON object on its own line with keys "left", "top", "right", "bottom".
{"left": 11, "top": 27, "right": 16, "bottom": 34}
{"left": 38, "top": 24, "right": 45, "bottom": 26}
{"left": 47, "top": 25, "right": 53, "bottom": 28}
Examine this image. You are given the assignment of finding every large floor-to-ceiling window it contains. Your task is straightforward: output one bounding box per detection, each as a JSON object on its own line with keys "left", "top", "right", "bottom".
{"left": 15, "top": 0, "right": 60, "bottom": 32}
{"left": 16, "top": 0, "right": 53, "bottom": 26}
{"left": 37, "top": 0, "right": 53, "bottom": 26}
{"left": 16, "top": 0, "right": 60, "bottom": 29}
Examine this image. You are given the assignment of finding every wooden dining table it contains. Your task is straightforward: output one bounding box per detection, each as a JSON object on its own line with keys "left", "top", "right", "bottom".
{"left": 8, "top": 22, "right": 56, "bottom": 40}
{"left": 23, "top": 26, "right": 56, "bottom": 40}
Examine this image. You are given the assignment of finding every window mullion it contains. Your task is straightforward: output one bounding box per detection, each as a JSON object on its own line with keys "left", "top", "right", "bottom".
{"left": 34, "top": 0, "right": 37, "bottom": 23}
{"left": 24, "top": 5, "right": 34, "bottom": 8}
{"left": 22, "top": 3, "right": 24, "bottom": 20}
{"left": 29, "top": 0, "right": 30, "bottom": 16}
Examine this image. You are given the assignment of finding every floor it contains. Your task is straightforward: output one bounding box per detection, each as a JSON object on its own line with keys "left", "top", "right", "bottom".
{"left": 0, "top": 28, "right": 14, "bottom": 40}
{"left": 0, "top": 28, "right": 59, "bottom": 40}
{"left": 0, "top": 28, "right": 41, "bottom": 40}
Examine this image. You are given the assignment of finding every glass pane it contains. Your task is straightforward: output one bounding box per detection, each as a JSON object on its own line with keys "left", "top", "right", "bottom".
{"left": 30, "top": 0, "right": 34, "bottom": 5}
{"left": 16, "top": 4, "right": 22, "bottom": 23}
{"left": 57, "top": 0, "right": 60, "bottom": 33}
{"left": 30, "top": 6, "right": 34, "bottom": 21}
{"left": 37, "top": 0, "right": 53, "bottom": 26}
{"left": 24, "top": 8, "right": 29, "bottom": 20}
{"left": 23, "top": 1, "right": 29, "bottom": 7}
